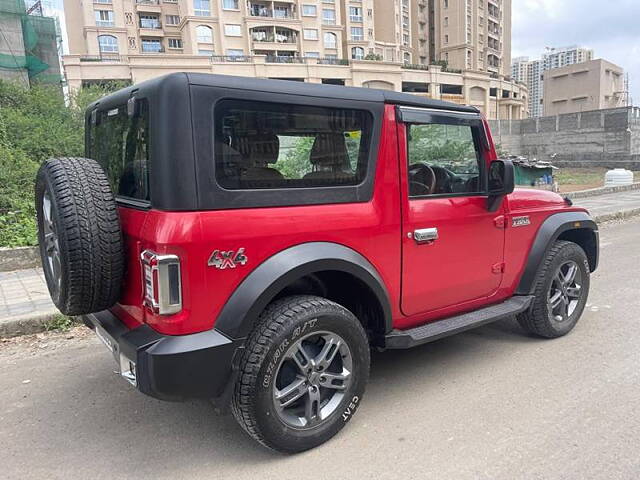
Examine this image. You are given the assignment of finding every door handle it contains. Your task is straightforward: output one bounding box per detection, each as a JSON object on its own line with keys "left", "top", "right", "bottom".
{"left": 413, "top": 227, "right": 439, "bottom": 244}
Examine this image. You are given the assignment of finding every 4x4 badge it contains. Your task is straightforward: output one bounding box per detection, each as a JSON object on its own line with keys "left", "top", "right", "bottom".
{"left": 208, "top": 248, "right": 248, "bottom": 269}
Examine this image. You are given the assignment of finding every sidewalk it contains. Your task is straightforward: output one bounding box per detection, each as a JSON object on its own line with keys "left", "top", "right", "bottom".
{"left": 1, "top": 190, "right": 639, "bottom": 338}
{"left": 574, "top": 189, "right": 640, "bottom": 221}
{"left": 0, "top": 268, "right": 59, "bottom": 337}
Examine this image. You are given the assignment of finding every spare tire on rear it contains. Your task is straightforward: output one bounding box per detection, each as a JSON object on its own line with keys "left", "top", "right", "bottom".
{"left": 35, "top": 157, "right": 124, "bottom": 316}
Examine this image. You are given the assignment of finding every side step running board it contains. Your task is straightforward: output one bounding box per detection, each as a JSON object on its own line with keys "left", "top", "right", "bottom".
{"left": 385, "top": 296, "right": 535, "bottom": 349}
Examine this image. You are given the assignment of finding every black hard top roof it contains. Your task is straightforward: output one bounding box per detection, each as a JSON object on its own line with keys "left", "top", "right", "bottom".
{"left": 89, "top": 72, "right": 478, "bottom": 114}
{"left": 185, "top": 73, "right": 478, "bottom": 113}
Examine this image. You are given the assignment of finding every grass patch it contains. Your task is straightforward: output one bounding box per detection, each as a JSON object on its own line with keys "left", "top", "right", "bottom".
{"left": 43, "top": 314, "right": 77, "bottom": 332}
{"left": 555, "top": 168, "right": 639, "bottom": 193}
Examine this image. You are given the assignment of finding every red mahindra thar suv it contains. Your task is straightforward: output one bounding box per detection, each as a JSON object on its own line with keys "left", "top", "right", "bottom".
{"left": 36, "top": 73, "right": 598, "bottom": 452}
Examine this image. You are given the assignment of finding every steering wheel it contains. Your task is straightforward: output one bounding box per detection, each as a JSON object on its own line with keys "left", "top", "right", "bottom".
{"left": 408, "top": 163, "right": 436, "bottom": 196}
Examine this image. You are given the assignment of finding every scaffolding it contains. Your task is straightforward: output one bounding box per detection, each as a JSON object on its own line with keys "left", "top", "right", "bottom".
{"left": 0, "top": 0, "right": 61, "bottom": 85}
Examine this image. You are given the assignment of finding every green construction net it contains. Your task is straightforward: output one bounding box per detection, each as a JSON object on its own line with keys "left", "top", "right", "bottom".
{"left": 0, "top": 0, "right": 61, "bottom": 84}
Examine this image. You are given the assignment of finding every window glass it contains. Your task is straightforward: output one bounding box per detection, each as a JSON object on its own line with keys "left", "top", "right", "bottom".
{"left": 89, "top": 100, "right": 150, "bottom": 201}
{"left": 214, "top": 100, "right": 372, "bottom": 190}
{"left": 98, "top": 35, "right": 118, "bottom": 53}
{"left": 224, "top": 24, "right": 241, "bottom": 36}
{"left": 194, "top": 0, "right": 210, "bottom": 16}
{"left": 407, "top": 123, "right": 483, "bottom": 197}
{"left": 302, "top": 5, "right": 316, "bottom": 16}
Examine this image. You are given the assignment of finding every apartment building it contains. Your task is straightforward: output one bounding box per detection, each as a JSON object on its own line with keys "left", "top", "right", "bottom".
{"left": 429, "top": 0, "right": 511, "bottom": 76}
{"left": 512, "top": 46, "right": 594, "bottom": 117}
{"left": 62, "top": 0, "right": 527, "bottom": 119}
{"left": 543, "top": 59, "right": 625, "bottom": 116}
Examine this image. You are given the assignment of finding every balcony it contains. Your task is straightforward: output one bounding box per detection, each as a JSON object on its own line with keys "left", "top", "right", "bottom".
{"left": 266, "top": 55, "right": 304, "bottom": 63}
{"left": 80, "top": 54, "right": 122, "bottom": 62}
{"left": 211, "top": 55, "right": 254, "bottom": 63}
{"left": 249, "top": 2, "right": 296, "bottom": 19}
{"left": 251, "top": 26, "right": 298, "bottom": 50}
{"left": 135, "top": 0, "right": 161, "bottom": 12}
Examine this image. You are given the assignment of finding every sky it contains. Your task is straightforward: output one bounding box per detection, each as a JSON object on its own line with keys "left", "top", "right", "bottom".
{"left": 512, "top": 0, "right": 640, "bottom": 105}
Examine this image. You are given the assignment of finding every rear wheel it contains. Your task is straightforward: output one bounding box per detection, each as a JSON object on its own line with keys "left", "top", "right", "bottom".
{"left": 518, "top": 240, "right": 590, "bottom": 338}
{"left": 231, "top": 295, "right": 370, "bottom": 453}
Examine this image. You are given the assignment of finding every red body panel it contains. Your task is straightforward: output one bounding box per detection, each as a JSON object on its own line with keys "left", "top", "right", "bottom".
{"left": 112, "top": 104, "right": 585, "bottom": 336}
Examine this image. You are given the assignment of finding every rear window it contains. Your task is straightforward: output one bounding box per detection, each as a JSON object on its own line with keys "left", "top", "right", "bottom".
{"left": 214, "top": 100, "right": 372, "bottom": 190}
{"left": 88, "top": 99, "right": 150, "bottom": 202}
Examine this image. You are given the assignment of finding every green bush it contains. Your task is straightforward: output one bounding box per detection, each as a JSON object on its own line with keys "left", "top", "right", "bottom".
{"left": 0, "top": 80, "right": 125, "bottom": 247}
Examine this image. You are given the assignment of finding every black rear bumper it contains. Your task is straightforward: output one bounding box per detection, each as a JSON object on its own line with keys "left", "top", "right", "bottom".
{"left": 83, "top": 310, "right": 241, "bottom": 402}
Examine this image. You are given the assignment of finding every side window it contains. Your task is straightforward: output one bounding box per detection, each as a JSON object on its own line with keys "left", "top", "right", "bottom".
{"left": 214, "top": 100, "right": 372, "bottom": 190}
{"left": 89, "top": 100, "right": 150, "bottom": 201}
{"left": 407, "top": 123, "right": 484, "bottom": 197}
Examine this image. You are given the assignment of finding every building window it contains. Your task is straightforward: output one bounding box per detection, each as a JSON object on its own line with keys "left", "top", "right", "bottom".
{"left": 323, "top": 9, "right": 336, "bottom": 25}
{"left": 224, "top": 24, "right": 242, "bottom": 37}
{"left": 352, "top": 46, "right": 364, "bottom": 60}
{"left": 168, "top": 38, "right": 183, "bottom": 49}
{"left": 128, "top": 37, "right": 136, "bottom": 49}
{"left": 196, "top": 25, "right": 213, "bottom": 42}
{"left": 444, "top": 34, "right": 449, "bottom": 44}
{"left": 305, "top": 51, "right": 320, "bottom": 58}
{"left": 94, "top": 0, "right": 111, "bottom": 4}
{"left": 302, "top": 5, "right": 317, "bottom": 16}
{"left": 124, "top": 12, "right": 133, "bottom": 24}
{"left": 141, "top": 38, "right": 162, "bottom": 52}
{"left": 198, "top": 49, "right": 213, "bottom": 56}
{"left": 444, "top": 16, "right": 448, "bottom": 26}
{"left": 166, "top": 15, "right": 180, "bottom": 25}
{"left": 98, "top": 35, "right": 118, "bottom": 53}
{"left": 139, "top": 14, "right": 160, "bottom": 29}
{"left": 444, "top": 0, "right": 449, "bottom": 8}
{"left": 222, "top": 0, "right": 238, "bottom": 9}
{"left": 403, "top": 52, "right": 411, "bottom": 64}
{"left": 226, "top": 48, "right": 244, "bottom": 56}
{"left": 194, "top": 0, "right": 210, "bottom": 16}
{"left": 324, "top": 32, "right": 337, "bottom": 49}
{"left": 351, "top": 27, "right": 363, "bottom": 41}
{"left": 303, "top": 29, "right": 318, "bottom": 40}
{"left": 403, "top": 33, "right": 409, "bottom": 46}
{"left": 95, "top": 10, "right": 114, "bottom": 27}
{"left": 349, "top": 6, "right": 362, "bottom": 22}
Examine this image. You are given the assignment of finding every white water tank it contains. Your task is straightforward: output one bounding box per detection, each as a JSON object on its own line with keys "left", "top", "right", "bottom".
{"left": 605, "top": 169, "right": 634, "bottom": 187}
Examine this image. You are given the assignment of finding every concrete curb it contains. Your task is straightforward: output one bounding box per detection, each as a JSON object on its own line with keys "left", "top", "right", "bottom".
{"left": 0, "top": 246, "right": 40, "bottom": 272}
{"left": 593, "top": 207, "right": 640, "bottom": 224}
{"left": 0, "top": 310, "right": 62, "bottom": 338}
{"left": 566, "top": 182, "right": 640, "bottom": 200}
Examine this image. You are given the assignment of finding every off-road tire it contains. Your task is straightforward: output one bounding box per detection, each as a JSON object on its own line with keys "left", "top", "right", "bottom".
{"left": 35, "top": 157, "right": 124, "bottom": 315}
{"left": 231, "top": 295, "right": 370, "bottom": 453}
{"left": 517, "top": 240, "right": 590, "bottom": 338}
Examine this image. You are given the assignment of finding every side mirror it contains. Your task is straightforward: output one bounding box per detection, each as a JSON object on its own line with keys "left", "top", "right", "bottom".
{"left": 487, "top": 160, "right": 515, "bottom": 211}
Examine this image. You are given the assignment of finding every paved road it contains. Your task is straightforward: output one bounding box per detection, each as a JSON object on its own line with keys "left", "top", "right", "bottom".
{"left": 1, "top": 218, "right": 639, "bottom": 480}
{"left": 577, "top": 189, "right": 640, "bottom": 218}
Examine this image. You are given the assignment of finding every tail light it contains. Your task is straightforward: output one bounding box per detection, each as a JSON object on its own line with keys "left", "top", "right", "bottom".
{"left": 141, "top": 250, "right": 182, "bottom": 315}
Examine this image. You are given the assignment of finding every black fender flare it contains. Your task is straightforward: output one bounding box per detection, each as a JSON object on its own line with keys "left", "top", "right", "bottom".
{"left": 516, "top": 211, "right": 599, "bottom": 295}
{"left": 213, "top": 242, "right": 393, "bottom": 340}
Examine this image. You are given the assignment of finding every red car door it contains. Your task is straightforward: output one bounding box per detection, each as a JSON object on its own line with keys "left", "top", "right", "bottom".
{"left": 398, "top": 107, "right": 505, "bottom": 317}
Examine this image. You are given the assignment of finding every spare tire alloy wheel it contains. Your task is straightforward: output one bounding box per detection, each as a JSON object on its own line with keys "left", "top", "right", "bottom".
{"left": 36, "top": 157, "right": 124, "bottom": 316}
{"left": 41, "top": 190, "right": 62, "bottom": 303}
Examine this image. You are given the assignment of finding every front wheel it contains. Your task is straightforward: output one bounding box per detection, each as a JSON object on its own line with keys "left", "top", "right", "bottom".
{"left": 518, "top": 240, "right": 590, "bottom": 338}
{"left": 231, "top": 295, "right": 370, "bottom": 453}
